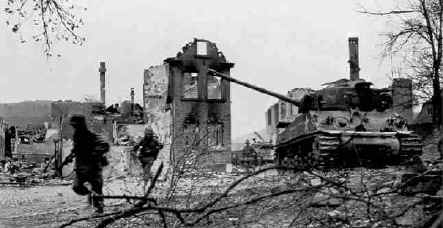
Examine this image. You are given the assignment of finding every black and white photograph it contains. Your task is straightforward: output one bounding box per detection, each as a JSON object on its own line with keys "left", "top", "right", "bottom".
{"left": 0, "top": 0, "right": 442, "bottom": 227}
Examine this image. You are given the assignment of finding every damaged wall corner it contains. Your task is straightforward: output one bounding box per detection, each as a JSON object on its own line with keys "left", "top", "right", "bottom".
{"left": 143, "top": 64, "right": 172, "bottom": 176}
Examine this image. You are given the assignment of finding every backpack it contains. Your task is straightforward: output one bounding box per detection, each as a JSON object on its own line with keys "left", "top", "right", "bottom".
{"left": 93, "top": 134, "right": 110, "bottom": 166}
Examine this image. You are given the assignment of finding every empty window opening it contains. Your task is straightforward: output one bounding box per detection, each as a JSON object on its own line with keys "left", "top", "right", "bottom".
{"left": 207, "top": 75, "right": 222, "bottom": 100}
{"left": 197, "top": 41, "right": 208, "bottom": 55}
{"left": 183, "top": 72, "right": 199, "bottom": 99}
{"left": 267, "top": 109, "right": 272, "bottom": 126}
{"left": 208, "top": 123, "right": 224, "bottom": 148}
{"left": 280, "top": 103, "right": 287, "bottom": 120}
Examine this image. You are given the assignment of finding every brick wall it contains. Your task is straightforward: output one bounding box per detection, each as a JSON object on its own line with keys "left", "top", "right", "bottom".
{"left": 392, "top": 78, "right": 413, "bottom": 122}
{"left": 166, "top": 39, "right": 234, "bottom": 171}
{"left": 144, "top": 65, "right": 173, "bottom": 175}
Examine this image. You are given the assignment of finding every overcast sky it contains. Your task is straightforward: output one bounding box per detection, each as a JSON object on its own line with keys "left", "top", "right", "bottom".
{"left": 0, "top": 0, "right": 398, "bottom": 138}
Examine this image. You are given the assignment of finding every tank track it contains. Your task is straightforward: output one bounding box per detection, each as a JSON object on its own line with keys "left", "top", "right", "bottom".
{"left": 279, "top": 133, "right": 423, "bottom": 170}
{"left": 279, "top": 133, "right": 341, "bottom": 170}
{"left": 313, "top": 134, "right": 341, "bottom": 168}
{"left": 397, "top": 134, "right": 423, "bottom": 162}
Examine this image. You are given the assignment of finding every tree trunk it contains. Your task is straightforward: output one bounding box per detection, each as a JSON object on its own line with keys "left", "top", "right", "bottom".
{"left": 432, "top": 69, "right": 442, "bottom": 127}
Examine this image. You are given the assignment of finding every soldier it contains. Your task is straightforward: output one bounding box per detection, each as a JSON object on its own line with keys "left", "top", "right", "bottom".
{"left": 65, "top": 115, "right": 109, "bottom": 214}
{"left": 133, "top": 127, "right": 163, "bottom": 184}
{"left": 243, "top": 140, "right": 258, "bottom": 172}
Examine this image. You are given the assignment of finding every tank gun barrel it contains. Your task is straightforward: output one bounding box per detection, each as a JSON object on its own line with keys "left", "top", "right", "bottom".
{"left": 208, "top": 69, "right": 300, "bottom": 106}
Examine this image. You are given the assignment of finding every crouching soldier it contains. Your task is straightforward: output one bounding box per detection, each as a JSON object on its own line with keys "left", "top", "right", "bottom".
{"left": 64, "top": 115, "right": 110, "bottom": 214}
{"left": 133, "top": 127, "right": 163, "bottom": 184}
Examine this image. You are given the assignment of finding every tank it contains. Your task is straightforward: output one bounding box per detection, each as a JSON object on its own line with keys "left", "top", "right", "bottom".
{"left": 275, "top": 79, "right": 422, "bottom": 169}
{"left": 209, "top": 37, "right": 423, "bottom": 169}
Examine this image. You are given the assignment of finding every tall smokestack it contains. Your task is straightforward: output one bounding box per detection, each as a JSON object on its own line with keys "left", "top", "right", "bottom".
{"left": 99, "top": 62, "right": 106, "bottom": 104}
{"left": 130, "top": 88, "right": 135, "bottom": 115}
{"left": 348, "top": 37, "right": 360, "bottom": 81}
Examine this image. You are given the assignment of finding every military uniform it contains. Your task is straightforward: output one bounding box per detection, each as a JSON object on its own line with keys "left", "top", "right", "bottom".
{"left": 242, "top": 140, "right": 258, "bottom": 171}
{"left": 134, "top": 128, "right": 163, "bottom": 182}
{"left": 69, "top": 115, "right": 109, "bottom": 213}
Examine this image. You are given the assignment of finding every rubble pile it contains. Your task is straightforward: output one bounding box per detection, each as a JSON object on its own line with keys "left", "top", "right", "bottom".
{"left": 0, "top": 159, "right": 70, "bottom": 187}
{"left": 155, "top": 154, "right": 440, "bottom": 227}
{"left": 422, "top": 130, "right": 442, "bottom": 163}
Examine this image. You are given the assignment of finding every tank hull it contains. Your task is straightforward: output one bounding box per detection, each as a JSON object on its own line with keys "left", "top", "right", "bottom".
{"left": 276, "top": 130, "right": 422, "bottom": 169}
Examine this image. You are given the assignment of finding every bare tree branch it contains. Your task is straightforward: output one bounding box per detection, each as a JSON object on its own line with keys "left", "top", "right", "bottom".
{"left": 361, "top": 0, "right": 443, "bottom": 125}
{"left": 5, "top": 0, "right": 86, "bottom": 56}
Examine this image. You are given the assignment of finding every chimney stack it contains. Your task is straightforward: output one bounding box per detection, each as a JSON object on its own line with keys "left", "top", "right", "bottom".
{"left": 348, "top": 37, "right": 360, "bottom": 81}
{"left": 130, "top": 88, "right": 135, "bottom": 115}
{"left": 99, "top": 62, "right": 106, "bottom": 104}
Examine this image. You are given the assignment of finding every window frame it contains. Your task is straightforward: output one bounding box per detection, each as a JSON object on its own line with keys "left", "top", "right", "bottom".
{"left": 181, "top": 71, "right": 201, "bottom": 101}
{"left": 206, "top": 73, "right": 225, "bottom": 102}
{"left": 196, "top": 41, "right": 208, "bottom": 56}
{"left": 207, "top": 123, "right": 224, "bottom": 148}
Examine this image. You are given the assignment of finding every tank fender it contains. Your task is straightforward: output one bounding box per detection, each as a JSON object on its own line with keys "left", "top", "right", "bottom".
{"left": 340, "top": 136, "right": 400, "bottom": 155}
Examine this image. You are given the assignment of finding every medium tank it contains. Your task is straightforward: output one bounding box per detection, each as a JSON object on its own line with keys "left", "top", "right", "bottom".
{"left": 275, "top": 78, "right": 422, "bottom": 169}
{"left": 209, "top": 37, "right": 422, "bottom": 169}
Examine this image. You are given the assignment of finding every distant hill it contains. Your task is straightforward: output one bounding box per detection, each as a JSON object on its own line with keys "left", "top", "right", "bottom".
{"left": 0, "top": 100, "right": 53, "bottom": 127}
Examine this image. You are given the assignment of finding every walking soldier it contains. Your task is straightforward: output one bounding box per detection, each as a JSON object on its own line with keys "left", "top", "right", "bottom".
{"left": 63, "top": 115, "right": 109, "bottom": 214}
{"left": 133, "top": 127, "right": 163, "bottom": 184}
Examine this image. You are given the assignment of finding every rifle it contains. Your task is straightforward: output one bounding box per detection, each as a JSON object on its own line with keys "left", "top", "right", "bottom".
{"left": 60, "top": 151, "right": 75, "bottom": 168}
{"left": 42, "top": 151, "right": 75, "bottom": 173}
{"left": 42, "top": 155, "right": 55, "bottom": 173}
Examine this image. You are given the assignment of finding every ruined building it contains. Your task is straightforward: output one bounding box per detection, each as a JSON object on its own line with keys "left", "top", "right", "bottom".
{"left": 143, "top": 65, "right": 171, "bottom": 145}
{"left": 165, "top": 39, "right": 234, "bottom": 168}
{"left": 144, "top": 39, "right": 234, "bottom": 170}
{"left": 144, "top": 65, "right": 169, "bottom": 121}
{"left": 411, "top": 90, "right": 443, "bottom": 136}
{"left": 392, "top": 78, "right": 413, "bottom": 123}
{"left": 0, "top": 101, "right": 53, "bottom": 128}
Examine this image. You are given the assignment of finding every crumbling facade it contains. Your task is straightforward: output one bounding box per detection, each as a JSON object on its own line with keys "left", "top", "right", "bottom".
{"left": 392, "top": 78, "right": 413, "bottom": 122}
{"left": 143, "top": 65, "right": 171, "bottom": 144}
{"left": 165, "top": 39, "right": 234, "bottom": 169}
{"left": 142, "top": 65, "right": 172, "bottom": 175}
{"left": 265, "top": 88, "right": 312, "bottom": 144}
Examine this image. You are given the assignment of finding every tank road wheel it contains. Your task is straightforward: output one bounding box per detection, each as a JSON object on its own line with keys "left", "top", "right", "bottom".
{"left": 398, "top": 134, "right": 423, "bottom": 164}
{"left": 312, "top": 134, "right": 341, "bottom": 170}
{"left": 278, "top": 144, "right": 305, "bottom": 172}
